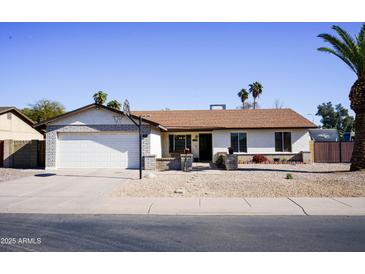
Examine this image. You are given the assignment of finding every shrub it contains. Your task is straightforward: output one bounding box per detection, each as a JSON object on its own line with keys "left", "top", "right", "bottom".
{"left": 215, "top": 155, "right": 225, "bottom": 168}
{"left": 252, "top": 154, "right": 268, "bottom": 163}
{"left": 286, "top": 173, "right": 294, "bottom": 180}
{"left": 280, "top": 157, "right": 288, "bottom": 164}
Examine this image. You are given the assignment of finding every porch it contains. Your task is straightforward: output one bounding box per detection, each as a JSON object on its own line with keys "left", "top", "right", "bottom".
{"left": 161, "top": 131, "right": 213, "bottom": 162}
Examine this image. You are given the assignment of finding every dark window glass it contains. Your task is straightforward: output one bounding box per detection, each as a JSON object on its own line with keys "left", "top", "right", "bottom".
{"left": 174, "top": 135, "right": 186, "bottom": 152}
{"left": 239, "top": 133, "right": 247, "bottom": 152}
{"left": 169, "top": 135, "right": 174, "bottom": 153}
{"left": 284, "top": 132, "right": 292, "bottom": 152}
{"left": 275, "top": 132, "right": 283, "bottom": 152}
{"left": 231, "top": 133, "right": 239, "bottom": 152}
{"left": 169, "top": 134, "right": 192, "bottom": 153}
{"left": 230, "top": 133, "right": 247, "bottom": 152}
{"left": 186, "top": 135, "right": 192, "bottom": 150}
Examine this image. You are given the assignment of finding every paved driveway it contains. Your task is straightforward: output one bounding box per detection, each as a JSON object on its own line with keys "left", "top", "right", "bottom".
{"left": 0, "top": 169, "right": 143, "bottom": 214}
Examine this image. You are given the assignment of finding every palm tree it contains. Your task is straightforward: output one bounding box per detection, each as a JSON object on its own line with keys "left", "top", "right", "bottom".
{"left": 93, "top": 91, "right": 108, "bottom": 105}
{"left": 107, "top": 100, "right": 122, "bottom": 110}
{"left": 237, "top": 89, "right": 249, "bottom": 108}
{"left": 249, "top": 81, "right": 263, "bottom": 109}
{"left": 318, "top": 24, "right": 365, "bottom": 171}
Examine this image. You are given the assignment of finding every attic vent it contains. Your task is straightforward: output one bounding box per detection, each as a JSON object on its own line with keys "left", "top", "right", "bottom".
{"left": 7, "top": 113, "right": 12, "bottom": 120}
{"left": 210, "top": 104, "right": 226, "bottom": 110}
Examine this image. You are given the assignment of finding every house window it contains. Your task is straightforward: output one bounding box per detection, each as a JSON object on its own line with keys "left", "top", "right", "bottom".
{"left": 169, "top": 134, "right": 192, "bottom": 153}
{"left": 230, "top": 133, "right": 247, "bottom": 153}
{"left": 7, "top": 113, "right": 12, "bottom": 120}
{"left": 275, "top": 132, "right": 292, "bottom": 152}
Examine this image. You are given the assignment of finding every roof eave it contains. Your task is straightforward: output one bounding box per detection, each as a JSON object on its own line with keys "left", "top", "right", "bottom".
{"left": 34, "top": 103, "right": 162, "bottom": 128}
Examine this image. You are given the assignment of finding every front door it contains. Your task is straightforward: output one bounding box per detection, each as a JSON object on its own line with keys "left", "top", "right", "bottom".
{"left": 199, "top": 134, "right": 212, "bottom": 162}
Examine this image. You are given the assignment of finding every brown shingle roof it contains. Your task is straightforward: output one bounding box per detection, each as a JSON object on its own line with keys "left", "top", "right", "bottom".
{"left": 132, "top": 108, "right": 317, "bottom": 131}
{"left": 0, "top": 107, "right": 14, "bottom": 113}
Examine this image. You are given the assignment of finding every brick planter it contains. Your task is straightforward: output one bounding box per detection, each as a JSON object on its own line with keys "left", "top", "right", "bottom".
{"left": 143, "top": 154, "right": 156, "bottom": 170}
{"left": 180, "top": 154, "right": 193, "bottom": 172}
{"left": 156, "top": 157, "right": 180, "bottom": 171}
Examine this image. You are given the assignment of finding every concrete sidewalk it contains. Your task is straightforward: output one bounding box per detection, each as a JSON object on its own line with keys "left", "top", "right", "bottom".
{"left": 1, "top": 196, "right": 364, "bottom": 215}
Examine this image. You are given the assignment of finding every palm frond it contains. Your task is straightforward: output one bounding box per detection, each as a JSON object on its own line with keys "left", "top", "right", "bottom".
{"left": 358, "top": 23, "right": 365, "bottom": 76}
{"left": 318, "top": 33, "right": 361, "bottom": 75}
{"left": 318, "top": 47, "right": 357, "bottom": 73}
{"left": 332, "top": 25, "right": 358, "bottom": 53}
{"left": 318, "top": 33, "right": 354, "bottom": 57}
{"left": 356, "top": 23, "right": 365, "bottom": 44}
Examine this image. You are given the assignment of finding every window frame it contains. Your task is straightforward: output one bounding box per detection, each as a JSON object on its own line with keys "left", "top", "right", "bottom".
{"left": 230, "top": 132, "right": 248, "bottom": 153}
{"left": 275, "top": 131, "right": 292, "bottom": 152}
{"left": 168, "top": 134, "right": 192, "bottom": 153}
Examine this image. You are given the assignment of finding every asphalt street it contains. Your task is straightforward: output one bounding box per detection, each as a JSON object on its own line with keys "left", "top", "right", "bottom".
{"left": 0, "top": 214, "right": 364, "bottom": 251}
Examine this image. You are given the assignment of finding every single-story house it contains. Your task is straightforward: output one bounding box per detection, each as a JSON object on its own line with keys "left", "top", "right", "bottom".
{"left": 35, "top": 103, "right": 317, "bottom": 170}
{"left": 0, "top": 107, "right": 44, "bottom": 168}
{"left": 0, "top": 107, "right": 43, "bottom": 140}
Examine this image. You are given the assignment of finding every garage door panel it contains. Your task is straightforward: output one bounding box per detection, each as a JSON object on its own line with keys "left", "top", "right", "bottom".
{"left": 57, "top": 132, "right": 139, "bottom": 168}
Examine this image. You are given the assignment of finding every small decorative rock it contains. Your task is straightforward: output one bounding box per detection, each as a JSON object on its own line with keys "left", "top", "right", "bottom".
{"left": 174, "top": 188, "right": 185, "bottom": 194}
{"left": 145, "top": 173, "right": 157, "bottom": 179}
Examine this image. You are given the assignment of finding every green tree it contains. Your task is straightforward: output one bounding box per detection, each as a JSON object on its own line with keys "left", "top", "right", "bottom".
{"left": 316, "top": 102, "right": 354, "bottom": 139}
{"left": 248, "top": 81, "right": 263, "bottom": 109}
{"left": 316, "top": 102, "right": 338, "bottom": 128}
{"left": 107, "top": 100, "right": 122, "bottom": 110}
{"left": 318, "top": 24, "right": 365, "bottom": 170}
{"left": 22, "top": 99, "right": 65, "bottom": 123}
{"left": 93, "top": 91, "right": 108, "bottom": 105}
{"left": 237, "top": 89, "right": 249, "bottom": 108}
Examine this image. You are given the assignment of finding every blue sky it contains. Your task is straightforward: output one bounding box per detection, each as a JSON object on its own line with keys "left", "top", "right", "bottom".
{"left": 0, "top": 23, "right": 362, "bottom": 124}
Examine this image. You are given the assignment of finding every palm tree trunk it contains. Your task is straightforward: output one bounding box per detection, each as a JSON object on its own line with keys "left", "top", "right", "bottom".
{"left": 350, "top": 110, "right": 365, "bottom": 170}
{"left": 253, "top": 98, "right": 256, "bottom": 110}
{"left": 349, "top": 78, "right": 365, "bottom": 171}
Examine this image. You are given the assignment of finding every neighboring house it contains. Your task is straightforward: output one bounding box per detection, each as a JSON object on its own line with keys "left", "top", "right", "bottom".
{"left": 0, "top": 107, "right": 43, "bottom": 140}
{"left": 309, "top": 129, "right": 339, "bottom": 142}
{"left": 35, "top": 103, "right": 316, "bottom": 170}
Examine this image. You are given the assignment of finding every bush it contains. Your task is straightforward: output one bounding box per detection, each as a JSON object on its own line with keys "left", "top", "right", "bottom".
{"left": 252, "top": 154, "right": 268, "bottom": 163}
{"left": 286, "top": 173, "right": 294, "bottom": 180}
{"left": 215, "top": 155, "right": 225, "bottom": 168}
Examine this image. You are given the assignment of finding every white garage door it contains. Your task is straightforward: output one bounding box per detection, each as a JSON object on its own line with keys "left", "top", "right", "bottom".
{"left": 57, "top": 132, "right": 139, "bottom": 168}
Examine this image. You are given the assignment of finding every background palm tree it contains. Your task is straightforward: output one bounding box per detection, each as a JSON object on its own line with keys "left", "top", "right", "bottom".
{"left": 237, "top": 88, "right": 249, "bottom": 108}
{"left": 107, "top": 100, "right": 122, "bottom": 110}
{"left": 93, "top": 91, "right": 108, "bottom": 105}
{"left": 249, "top": 81, "right": 263, "bottom": 109}
{"left": 318, "top": 24, "right": 365, "bottom": 171}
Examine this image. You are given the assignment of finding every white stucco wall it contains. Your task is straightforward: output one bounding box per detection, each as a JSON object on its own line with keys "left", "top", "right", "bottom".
{"left": 212, "top": 129, "right": 310, "bottom": 159}
{"left": 50, "top": 108, "right": 147, "bottom": 126}
{"left": 0, "top": 112, "right": 43, "bottom": 140}
{"left": 150, "top": 128, "right": 162, "bottom": 158}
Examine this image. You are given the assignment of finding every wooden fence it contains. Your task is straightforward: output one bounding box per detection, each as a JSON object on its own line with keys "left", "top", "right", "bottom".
{"left": 0, "top": 140, "right": 45, "bottom": 168}
{"left": 314, "top": 141, "right": 354, "bottom": 163}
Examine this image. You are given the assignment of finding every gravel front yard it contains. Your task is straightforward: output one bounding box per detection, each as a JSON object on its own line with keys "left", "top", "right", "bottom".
{"left": 0, "top": 168, "right": 38, "bottom": 183}
{"left": 113, "top": 163, "right": 365, "bottom": 198}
